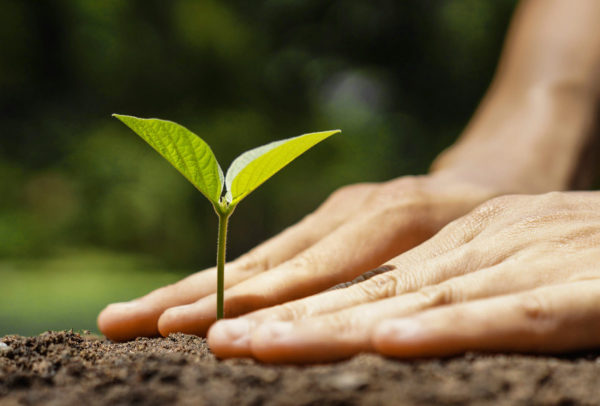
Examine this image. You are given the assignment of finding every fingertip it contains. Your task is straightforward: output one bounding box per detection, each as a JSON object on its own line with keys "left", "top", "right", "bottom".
{"left": 96, "top": 304, "right": 114, "bottom": 338}
{"left": 157, "top": 303, "right": 215, "bottom": 337}
{"left": 207, "top": 318, "right": 252, "bottom": 358}
{"left": 156, "top": 307, "right": 182, "bottom": 337}
{"left": 250, "top": 322, "right": 298, "bottom": 363}
{"left": 97, "top": 301, "right": 158, "bottom": 342}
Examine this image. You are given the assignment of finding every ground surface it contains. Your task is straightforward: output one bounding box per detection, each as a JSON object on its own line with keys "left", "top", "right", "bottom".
{"left": 1, "top": 331, "right": 600, "bottom": 405}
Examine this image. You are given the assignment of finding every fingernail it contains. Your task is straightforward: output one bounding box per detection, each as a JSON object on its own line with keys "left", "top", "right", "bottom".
{"left": 255, "top": 321, "right": 294, "bottom": 341}
{"left": 377, "top": 319, "right": 424, "bottom": 340}
{"left": 212, "top": 319, "right": 250, "bottom": 344}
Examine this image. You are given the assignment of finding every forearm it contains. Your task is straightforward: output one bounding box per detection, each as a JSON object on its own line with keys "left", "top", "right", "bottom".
{"left": 431, "top": 0, "right": 600, "bottom": 194}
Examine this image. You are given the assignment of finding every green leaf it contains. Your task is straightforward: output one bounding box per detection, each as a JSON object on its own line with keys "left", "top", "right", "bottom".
{"left": 113, "top": 114, "right": 224, "bottom": 205}
{"left": 224, "top": 130, "right": 341, "bottom": 205}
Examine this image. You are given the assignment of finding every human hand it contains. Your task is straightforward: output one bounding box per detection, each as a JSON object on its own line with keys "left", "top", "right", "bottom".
{"left": 97, "top": 172, "right": 495, "bottom": 341}
{"left": 207, "top": 191, "right": 600, "bottom": 362}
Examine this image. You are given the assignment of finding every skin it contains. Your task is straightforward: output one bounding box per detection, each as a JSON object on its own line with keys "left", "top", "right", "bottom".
{"left": 98, "top": 0, "right": 600, "bottom": 361}
{"left": 98, "top": 174, "right": 498, "bottom": 341}
{"left": 210, "top": 192, "right": 600, "bottom": 362}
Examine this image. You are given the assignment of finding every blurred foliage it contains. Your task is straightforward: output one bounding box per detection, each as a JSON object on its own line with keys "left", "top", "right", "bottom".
{"left": 0, "top": 0, "right": 518, "bottom": 333}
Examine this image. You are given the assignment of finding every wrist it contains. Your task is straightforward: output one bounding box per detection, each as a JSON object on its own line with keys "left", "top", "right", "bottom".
{"left": 431, "top": 83, "right": 598, "bottom": 194}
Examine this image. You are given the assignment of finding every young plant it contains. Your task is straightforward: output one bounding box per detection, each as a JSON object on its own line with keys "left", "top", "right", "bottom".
{"left": 113, "top": 114, "right": 340, "bottom": 320}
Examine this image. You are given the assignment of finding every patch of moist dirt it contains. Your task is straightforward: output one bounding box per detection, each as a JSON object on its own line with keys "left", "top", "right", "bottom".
{"left": 1, "top": 331, "right": 600, "bottom": 405}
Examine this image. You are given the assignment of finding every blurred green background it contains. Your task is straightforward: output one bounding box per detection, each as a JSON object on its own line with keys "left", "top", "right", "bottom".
{"left": 0, "top": 0, "right": 517, "bottom": 336}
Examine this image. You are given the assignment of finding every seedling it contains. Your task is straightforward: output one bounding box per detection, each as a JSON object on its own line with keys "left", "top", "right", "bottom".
{"left": 113, "top": 114, "right": 340, "bottom": 320}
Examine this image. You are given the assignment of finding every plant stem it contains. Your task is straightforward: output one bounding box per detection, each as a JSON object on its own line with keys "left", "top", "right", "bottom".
{"left": 216, "top": 211, "right": 230, "bottom": 320}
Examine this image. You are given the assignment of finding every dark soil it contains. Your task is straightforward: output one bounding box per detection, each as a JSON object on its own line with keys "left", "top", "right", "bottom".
{"left": 1, "top": 331, "right": 600, "bottom": 405}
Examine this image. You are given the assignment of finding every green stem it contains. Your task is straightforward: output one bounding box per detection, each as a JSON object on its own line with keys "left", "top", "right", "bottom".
{"left": 216, "top": 211, "right": 230, "bottom": 320}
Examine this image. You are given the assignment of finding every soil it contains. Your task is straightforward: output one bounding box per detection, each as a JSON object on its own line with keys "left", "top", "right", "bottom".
{"left": 1, "top": 331, "right": 600, "bottom": 405}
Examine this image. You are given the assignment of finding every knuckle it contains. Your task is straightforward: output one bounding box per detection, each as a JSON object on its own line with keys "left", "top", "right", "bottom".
{"left": 358, "top": 272, "right": 402, "bottom": 299}
{"left": 328, "top": 183, "right": 375, "bottom": 202}
{"left": 370, "top": 179, "right": 432, "bottom": 210}
{"left": 528, "top": 191, "right": 563, "bottom": 212}
{"left": 287, "top": 252, "right": 320, "bottom": 275}
{"left": 234, "top": 252, "right": 270, "bottom": 273}
{"left": 435, "top": 212, "right": 483, "bottom": 247}
{"left": 516, "top": 293, "right": 552, "bottom": 326}
{"left": 386, "top": 175, "right": 421, "bottom": 191}
{"left": 539, "top": 190, "right": 566, "bottom": 203}
{"left": 315, "top": 183, "right": 378, "bottom": 217}
{"left": 454, "top": 195, "right": 517, "bottom": 237}
{"left": 402, "top": 193, "right": 433, "bottom": 213}
{"left": 416, "top": 283, "right": 459, "bottom": 307}
{"left": 270, "top": 303, "right": 305, "bottom": 321}
{"left": 472, "top": 195, "right": 511, "bottom": 216}
{"left": 361, "top": 195, "right": 435, "bottom": 241}
{"left": 322, "top": 313, "right": 363, "bottom": 338}
{"left": 534, "top": 191, "right": 582, "bottom": 214}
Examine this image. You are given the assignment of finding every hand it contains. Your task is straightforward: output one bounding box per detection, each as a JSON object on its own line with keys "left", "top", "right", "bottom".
{"left": 207, "top": 192, "right": 600, "bottom": 363}
{"left": 99, "top": 0, "right": 600, "bottom": 347}
{"left": 97, "top": 172, "right": 495, "bottom": 341}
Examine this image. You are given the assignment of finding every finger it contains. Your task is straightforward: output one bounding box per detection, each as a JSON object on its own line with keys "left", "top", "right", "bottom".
{"left": 105, "top": 182, "right": 497, "bottom": 341}
{"left": 98, "top": 205, "right": 349, "bottom": 342}
{"left": 207, "top": 208, "right": 517, "bottom": 358}
{"left": 373, "top": 279, "right": 600, "bottom": 358}
{"left": 283, "top": 193, "right": 600, "bottom": 321}
{"left": 211, "top": 250, "right": 580, "bottom": 361}
{"left": 245, "top": 182, "right": 385, "bottom": 270}
{"left": 98, "top": 184, "right": 380, "bottom": 342}
{"left": 206, "top": 255, "right": 459, "bottom": 358}
{"left": 97, "top": 264, "right": 249, "bottom": 342}
{"left": 242, "top": 293, "right": 431, "bottom": 363}
{"left": 159, "top": 204, "right": 437, "bottom": 338}
{"left": 162, "top": 188, "right": 510, "bottom": 340}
